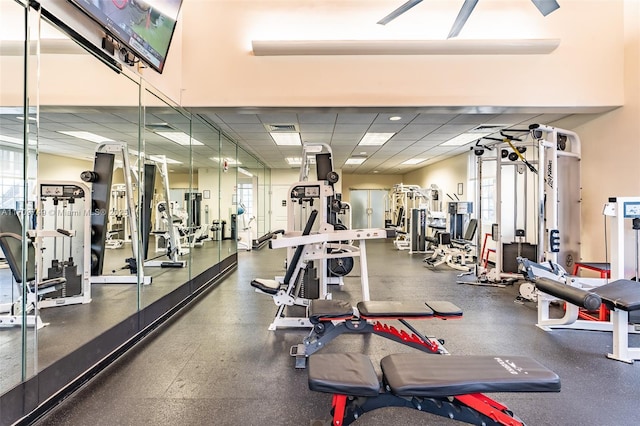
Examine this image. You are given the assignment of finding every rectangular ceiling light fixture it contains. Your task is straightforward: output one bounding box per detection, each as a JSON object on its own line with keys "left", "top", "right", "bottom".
{"left": 345, "top": 158, "right": 366, "bottom": 165}
{"left": 0, "top": 135, "right": 24, "bottom": 145}
{"left": 57, "top": 130, "right": 114, "bottom": 143}
{"left": 401, "top": 158, "right": 426, "bottom": 165}
{"left": 440, "top": 132, "right": 491, "bottom": 146}
{"left": 270, "top": 132, "right": 301, "bottom": 146}
{"left": 156, "top": 131, "right": 204, "bottom": 146}
{"left": 148, "top": 155, "right": 182, "bottom": 164}
{"left": 358, "top": 132, "right": 395, "bottom": 146}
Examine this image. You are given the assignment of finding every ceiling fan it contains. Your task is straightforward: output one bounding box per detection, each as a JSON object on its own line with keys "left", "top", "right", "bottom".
{"left": 377, "top": 0, "right": 560, "bottom": 39}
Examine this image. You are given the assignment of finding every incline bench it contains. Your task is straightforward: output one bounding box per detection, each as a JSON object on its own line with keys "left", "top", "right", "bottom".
{"left": 309, "top": 352, "right": 560, "bottom": 426}
{"left": 292, "top": 298, "right": 462, "bottom": 368}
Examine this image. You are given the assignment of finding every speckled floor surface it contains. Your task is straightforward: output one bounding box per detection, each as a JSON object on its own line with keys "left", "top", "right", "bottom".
{"left": 33, "top": 239, "right": 640, "bottom": 426}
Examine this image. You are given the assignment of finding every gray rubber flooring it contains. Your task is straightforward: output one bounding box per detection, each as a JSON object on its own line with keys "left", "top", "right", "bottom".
{"left": 34, "top": 239, "right": 640, "bottom": 425}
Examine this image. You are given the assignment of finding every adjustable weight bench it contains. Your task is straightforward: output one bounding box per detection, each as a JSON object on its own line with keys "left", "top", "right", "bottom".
{"left": 292, "top": 298, "right": 462, "bottom": 368}
{"left": 309, "top": 352, "right": 560, "bottom": 426}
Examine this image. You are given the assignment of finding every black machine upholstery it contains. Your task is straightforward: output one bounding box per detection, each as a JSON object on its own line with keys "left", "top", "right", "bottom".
{"left": 0, "top": 209, "right": 65, "bottom": 293}
{"left": 534, "top": 277, "right": 640, "bottom": 312}
{"left": 425, "top": 300, "right": 464, "bottom": 317}
{"left": 0, "top": 209, "right": 36, "bottom": 283}
{"left": 249, "top": 278, "right": 280, "bottom": 295}
{"left": 357, "top": 300, "right": 434, "bottom": 318}
{"left": 307, "top": 299, "right": 463, "bottom": 323}
{"left": 250, "top": 210, "right": 318, "bottom": 294}
{"left": 593, "top": 279, "right": 640, "bottom": 311}
{"left": 308, "top": 299, "right": 353, "bottom": 321}
{"left": 381, "top": 353, "right": 560, "bottom": 396}
{"left": 309, "top": 352, "right": 560, "bottom": 426}
{"left": 308, "top": 353, "right": 380, "bottom": 396}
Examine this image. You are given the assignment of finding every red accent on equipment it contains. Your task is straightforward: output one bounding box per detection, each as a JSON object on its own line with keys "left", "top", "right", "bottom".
{"left": 455, "top": 393, "right": 522, "bottom": 426}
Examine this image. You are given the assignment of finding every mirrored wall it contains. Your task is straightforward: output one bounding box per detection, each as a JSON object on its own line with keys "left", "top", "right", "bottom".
{"left": 0, "top": 3, "right": 268, "bottom": 424}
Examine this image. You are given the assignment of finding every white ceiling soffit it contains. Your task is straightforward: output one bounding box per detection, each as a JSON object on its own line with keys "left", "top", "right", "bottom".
{"left": 251, "top": 39, "right": 560, "bottom": 56}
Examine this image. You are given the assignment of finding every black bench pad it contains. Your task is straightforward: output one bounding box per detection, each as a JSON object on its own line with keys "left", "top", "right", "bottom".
{"left": 381, "top": 353, "right": 560, "bottom": 397}
{"left": 308, "top": 353, "right": 380, "bottom": 396}
{"left": 425, "top": 301, "right": 463, "bottom": 317}
{"left": 309, "top": 299, "right": 354, "bottom": 321}
{"left": 357, "top": 301, "right": 434, "bottom": 318}
{"left": 250, "top": 278, "right": 280, "bottom": 295}
{"left": 592, "top": 279, "right": 640, "bottom": 311}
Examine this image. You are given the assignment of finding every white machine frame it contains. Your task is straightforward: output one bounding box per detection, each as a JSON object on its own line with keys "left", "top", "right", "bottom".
{"left": 37, "top": 180, "right": 92, "bottom": 308}
{"left": 261, "top": 226, "right": 387, "bottom": 330}
{"left": 521, "top": 258, "right": 640, "bottom": 364}
{"left": 471, "top": 124, "right": 581, "bottom": 286}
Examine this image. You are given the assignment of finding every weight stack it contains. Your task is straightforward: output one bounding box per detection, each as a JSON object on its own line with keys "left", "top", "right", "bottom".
{"left": 301, "top": 261, "right": 320, "bottom": 299}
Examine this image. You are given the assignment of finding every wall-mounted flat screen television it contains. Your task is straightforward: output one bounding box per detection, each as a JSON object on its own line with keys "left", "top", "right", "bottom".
{"left": 69, "top": 0, "right": 183, "bottom": 73}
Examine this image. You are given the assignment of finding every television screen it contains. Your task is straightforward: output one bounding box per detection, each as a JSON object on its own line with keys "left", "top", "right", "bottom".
{"left": 69, "top": 0, "right": 183, "bottom": 73}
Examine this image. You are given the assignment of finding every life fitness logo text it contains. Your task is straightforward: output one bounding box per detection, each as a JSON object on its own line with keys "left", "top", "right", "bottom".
{"left": 546, "top": 160, "right": 554, "bottom": 189}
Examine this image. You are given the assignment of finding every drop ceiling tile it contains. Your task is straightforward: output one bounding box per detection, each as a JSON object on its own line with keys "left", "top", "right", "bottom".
{"left": 298, "top": 113, "right": 337, "bottom": 124}
{"left": 447, "top": 114, "right": 498, "bottom": 125}
{"left": 336, "top": 113, "right": 377, "bottom": 124}
{"left": 214, "top": 113, "right": 260, "bottom": 124}
{"left": 258, "top": 113, "right": 298, "bottom": 124}
{"left": 411, "top": 113, "right": 458, "bottom": 124}
{"left": 373, "top": 113, "right": 418, "bottom": 124}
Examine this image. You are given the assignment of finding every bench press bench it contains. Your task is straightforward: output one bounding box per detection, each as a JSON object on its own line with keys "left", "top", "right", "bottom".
{"left": 291, "top": 298, "right": 462, "bottom": 368}
{"left": 309, "top": 352, "right": 560, "bottom": 426}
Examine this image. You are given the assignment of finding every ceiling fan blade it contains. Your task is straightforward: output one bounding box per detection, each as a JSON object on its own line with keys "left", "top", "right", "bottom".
{"left": 531, "top": 0, "right": 560, "bottom": 16}
{"left": 447, "top": 0, "right": 479, "bottom": 39}
{"left": 377, "top": 0, "right": 423, "bottom": 25}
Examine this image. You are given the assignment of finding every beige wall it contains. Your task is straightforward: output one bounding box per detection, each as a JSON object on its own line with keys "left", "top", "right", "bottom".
{"left": 181, "top": 0, "right": 623, "bottom": 108}
{"left": 341, "top": 173, "right": 396, "bottom": 204}
{"left": 402, "top": 153, "right": 469, "bottom": 201}
{"left": 38, "top": 152, "right": 92, "bottom": 181}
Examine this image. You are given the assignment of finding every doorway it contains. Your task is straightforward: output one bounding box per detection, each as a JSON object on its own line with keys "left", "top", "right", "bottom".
{"left": 350, "top": 189, "right": 388, "bottom": 229}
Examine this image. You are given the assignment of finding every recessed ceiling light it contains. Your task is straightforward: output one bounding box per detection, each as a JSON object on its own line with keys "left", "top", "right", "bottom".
{"left": 345, "top": 158, "right": 366, "bottom": 165}
{"left": 389, "top": 116, "right": 402, "bottom": 121}
{"left": 270, "top": 132, "right": 301, "bottom": 146}
{"left": 57, "top": 130, "right": 114, "bottom": 144}
{"left": 358, "top": 132, "right": 395, "bottom": 146}
{"left": 156, "top": 131, "right": 204, "bottom": 146}
{"left": 373, "top": 170, "right": 379, "bottom": 173}
{"left": 401, "top": 158, "right": 426, "bottom": 165}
